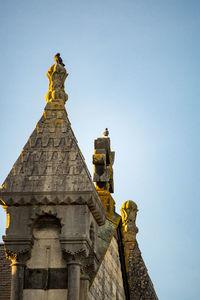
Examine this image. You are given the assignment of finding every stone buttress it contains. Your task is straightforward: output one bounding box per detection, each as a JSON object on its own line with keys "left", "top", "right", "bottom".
{"left": 0, "top": 57, "right": 105, "bottom": 300}
{"left": 92, "top": 135, "right": 159, "bottom": 299}
{"left": 120, "top": 201, "right": 159, "bottom": 300}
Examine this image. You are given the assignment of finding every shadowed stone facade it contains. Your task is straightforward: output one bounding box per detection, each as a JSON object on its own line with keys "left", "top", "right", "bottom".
{"left": 89, "top": 236, "right": 125, "bottom": 300}
{"left": 0, "top": 55, "right": 158, "bottom": 300}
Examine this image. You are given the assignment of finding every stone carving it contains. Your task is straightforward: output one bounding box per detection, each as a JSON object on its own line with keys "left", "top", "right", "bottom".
{"left": 61, "top": 246, "right": 89, "bottom": 263}
{"left": 3, "top": 230, "right": 33, "bottom": 286}
{"left": 45, "top": 55, "right": 68, "bottom": 104}
{"left": 93, "top": 137, "right": 114, "bottom": 193}
{"left": 80, "top": 251, "right": 98, "bottom": 281}
{"left": 121, "top": 201, "right": 158, "bottom": 299}
{"left": 121, "top": 200, "right": 138, "bottom": 242}
{"left": 93, "top": 137, "right": 116, "bottom": 219}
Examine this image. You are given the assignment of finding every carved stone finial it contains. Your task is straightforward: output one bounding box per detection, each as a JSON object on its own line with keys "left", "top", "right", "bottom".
{"left": 45, "top": 54, "right": 68, "bottom": 104}
{"left": 121, "top": 200, "right": 138, "bottom": 241}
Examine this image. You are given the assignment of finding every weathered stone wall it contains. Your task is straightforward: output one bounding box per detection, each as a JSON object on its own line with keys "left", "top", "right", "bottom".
{"left": 0, "top": 244, "right": 11, "bottom": 300}
{"left": 89, "top": 236, "right": 125, "bottom": 300}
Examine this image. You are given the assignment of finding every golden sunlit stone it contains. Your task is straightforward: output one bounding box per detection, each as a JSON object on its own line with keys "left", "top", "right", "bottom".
{"left": 45, "top": 61, "right": 68, "bottom": 105}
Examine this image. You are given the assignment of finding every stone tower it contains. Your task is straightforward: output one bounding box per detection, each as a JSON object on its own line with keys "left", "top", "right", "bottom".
{"left": 0, "top": 56, "right": 105, "bottom": 300}
{"left": 0, "top": 55, "right": 158, "bottom": 300}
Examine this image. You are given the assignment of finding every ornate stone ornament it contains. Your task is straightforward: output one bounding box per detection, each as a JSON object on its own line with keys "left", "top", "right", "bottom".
{"left": 45, "top": 54, "right": 68, "bottom": 104}
{"left": 92, "top": 136, "right": 116, "bottom": 220}
{"left": 121, "top": 200, "right": 138, "bottom": 242}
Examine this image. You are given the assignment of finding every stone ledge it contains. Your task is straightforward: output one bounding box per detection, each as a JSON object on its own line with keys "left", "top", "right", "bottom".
{"left": 0, "top": 192, "right": 105, "bottom": 226}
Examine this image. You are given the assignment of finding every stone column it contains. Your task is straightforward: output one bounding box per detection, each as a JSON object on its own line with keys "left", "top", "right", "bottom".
{"left": 67, "top": 261, "right": 81, "bottom": 300}
{"left": 10, "top": 261, "right": 24, "bottom": 300}
{"left": 80, "top": 275, "right": 90, "bottom": 300}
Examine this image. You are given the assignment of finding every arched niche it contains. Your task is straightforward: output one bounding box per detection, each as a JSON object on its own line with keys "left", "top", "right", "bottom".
{"left": 27, "top": 214, "right": 66, "bottom": 269}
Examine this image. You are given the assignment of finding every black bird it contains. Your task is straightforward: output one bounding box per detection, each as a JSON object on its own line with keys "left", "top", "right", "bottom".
{"left": 54, "top": 53, "right": 65, "bottom": 66}
{"left": 103, "top": 128, "right": 109, "bottom": 137}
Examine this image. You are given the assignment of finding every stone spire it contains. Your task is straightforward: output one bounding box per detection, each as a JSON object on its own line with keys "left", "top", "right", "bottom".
{"left": 0, "top": 56, "right": 104, "bottom": 207}
{"left": 0, "top": 56, "right": 105, "bottom": 300}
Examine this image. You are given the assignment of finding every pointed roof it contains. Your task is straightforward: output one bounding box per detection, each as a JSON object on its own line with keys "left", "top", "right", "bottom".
{"left": 0, "top": 58, "right": 105, "bottom": 225}
{"left": 1, "top": 103, "right": 96, "bottom": 194}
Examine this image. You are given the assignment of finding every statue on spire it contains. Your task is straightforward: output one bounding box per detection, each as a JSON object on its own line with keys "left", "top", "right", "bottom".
{"left": 45, "top": 54, "right": 68, "bottom": 104}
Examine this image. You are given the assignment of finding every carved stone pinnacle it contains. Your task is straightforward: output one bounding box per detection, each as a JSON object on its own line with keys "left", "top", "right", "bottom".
{"left": 121, "top": 200, "right": 138, "bottom": 241}
{"left": 45, "top": 55, "right": 68, "bottom": 104}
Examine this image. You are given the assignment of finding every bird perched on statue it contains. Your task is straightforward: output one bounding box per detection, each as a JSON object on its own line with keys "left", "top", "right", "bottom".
{"left": 103, "top": 128, "right": 109, "bottom": 137}
{"left": 54, "top": 53, "right": 65, "bottom": 66}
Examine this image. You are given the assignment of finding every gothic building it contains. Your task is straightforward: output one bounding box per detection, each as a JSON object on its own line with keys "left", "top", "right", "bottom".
{"left": 0, "top": 56, "right": 158, "bottom": 300}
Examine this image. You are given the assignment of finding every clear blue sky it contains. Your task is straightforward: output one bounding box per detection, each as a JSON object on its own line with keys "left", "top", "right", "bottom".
{"left": 0, "top": 1, "right": 200, "bottom": 299}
